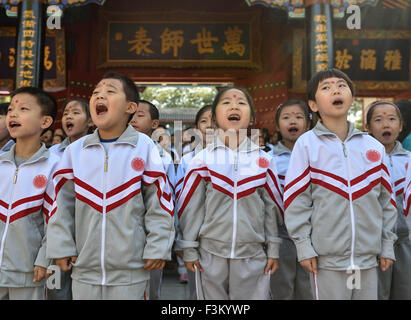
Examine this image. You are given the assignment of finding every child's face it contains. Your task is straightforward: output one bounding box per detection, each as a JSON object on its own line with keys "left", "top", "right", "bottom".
{"left": 367, "top": 104, "right": 402, "bottom": 147}
{"left": 309, "top": 77, "right": 353, "bottom": 122}
{"left": 215, "top": 89, "right": 251, "bottom": 132}
{"left": 62, "top": 101, "right": 90, "bottom": 139}
{"left": 0, "top": 114, "right": 10, "bottom": 142}
{"left": 196, "top": 110, "right": 214, "bottom": 143}
{"left": 277, "top": 105, "right": 309, "bottom": 144}
{"left": 153, "top": 127, "right": 171, "bottom": 149}
{"left": 90, "top": 78, "right": 136, "bottom": 134}
{"left": 52, "top": 134, "right": 63, "bottom": 145}
{"left": 129, "top": 102, "right": 157, "bottom": 136}
{"left": 7, "top": 93, "right": 52, "bottom": 140}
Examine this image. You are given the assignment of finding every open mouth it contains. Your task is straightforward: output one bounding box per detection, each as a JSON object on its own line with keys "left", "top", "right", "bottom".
{"left": 96, "top": 103, "right": 108, "bottom": 116}
{"left": 8, "top": 121, "right": 21, "bottom": 129}
{"left": 65, "top": 122, "right": 74, "bottom": 131}
{"left": 227, "top": 114, "right": 241, "bottom": 122}
{"left": 288, "top": 127, "right": 299, "bottom": 134}
{"left": 382, "top": 131, "right": 391, "bottom": 138}
{"left": 332, "top": 99, "right": 344, "bottom": 106}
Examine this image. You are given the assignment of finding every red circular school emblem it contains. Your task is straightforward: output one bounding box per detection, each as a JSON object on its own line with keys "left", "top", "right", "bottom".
{"left": 131, "top": 158, "right": 145, "bottom": 172}
{"left": 33, "top": 175, "right": 47, "bottom": 189}
{"left": 257, "top": 157, "right": 269, "bottom": 168}
{"left": 366, "top": 150, "right": 381, "bottom": 162}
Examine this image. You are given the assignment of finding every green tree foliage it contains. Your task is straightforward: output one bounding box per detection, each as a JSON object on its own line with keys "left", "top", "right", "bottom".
{"left": 141, "top": 86, "right": 218, "bottom": 109}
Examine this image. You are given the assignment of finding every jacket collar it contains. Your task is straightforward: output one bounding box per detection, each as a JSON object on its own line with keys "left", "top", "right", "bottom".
{"left": 0, "top": 139, "right": 15, "bottom": 153}
{"left": 389, "top": 141, "right": 409, "bottom": 156}
{"left": 207, "top": 135, "right": 260, "bottom": 153}
{"left": 83, "top": 125, "right": 139, "bottom": 149}
{"left": 272, "top": 141, "right": 291, "bottom": 156}
{"left": 0, "top": 142, "right": 49, "bottom": 165}
{"left": 313, "top": 120, "right": 366, "bottom": 141}
{"left": 58, "top": 137, "right": 71, "bottom": 152}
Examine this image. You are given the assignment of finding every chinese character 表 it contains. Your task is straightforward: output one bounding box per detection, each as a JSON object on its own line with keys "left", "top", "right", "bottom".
{"left": 160, "top": 28, "right": 184, "bottom": 58}
{"left": 128, "top": 27, "right": 154, "bottom": 55}
{"left": 222, "top": 26, "right": 245, "bottom": 57}
{"left": 190, "top": 27, "right": 219, "bottom": 54}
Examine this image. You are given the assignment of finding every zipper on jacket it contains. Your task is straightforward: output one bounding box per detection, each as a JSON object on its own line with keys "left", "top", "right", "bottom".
{"left": 342, "top": 141, "right": 356, "bottom": 269}
{"left": 101, "top": 153, "right": 108, "bottom": 285}
{"left": 230, "top": 150, "right": 239, "bottom": 259}
{"left": 0, "top": 165, "right": 18, "bottom": 267}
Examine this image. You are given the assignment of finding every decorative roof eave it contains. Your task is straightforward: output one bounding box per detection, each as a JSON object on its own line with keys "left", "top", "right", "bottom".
{"left": 0, "top": 0, "right": 106, "bottom": 10}
{"left": 245, "top": 0, "right": 380, "bottom": 18}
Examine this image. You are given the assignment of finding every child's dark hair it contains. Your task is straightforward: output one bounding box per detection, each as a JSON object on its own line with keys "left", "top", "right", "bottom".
{"left": 211, "top": 86, "right": 256, "bottom": 128}
{"left": 62, "top": 98, "right": 90, "bottom": 119}
{"left": 307, "top": 68, "right": 355, "bottom": 102}
{"left": 0, "top": 103, "right": 9, "bottom": 116}
{"left": 101, "top": 72, "right": 140, "bottom": 103}
{"left": 395, "top": 100, "right": 411, "bottom": 142}
{"left": 366, "top": 100, "right": 403, "bottom": 128}
{"left": 137, "top": 99, "right": 159, "bottom": 120}
{"left": 11, "top": 87, "right": 57, "bottom": 133}
{"left": 195, "top": 104, "right": 212, "bottom": 127}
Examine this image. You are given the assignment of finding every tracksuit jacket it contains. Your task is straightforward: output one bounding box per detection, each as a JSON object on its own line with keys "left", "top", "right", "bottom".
{"left": 46, "top": 125, "right": 175, "bottom": 286}
{"left": 385, "top": 142, "right": 410, "bottom": 242}
{"left": 0, "top": 143, "right": 58, "bottom": 287}
{"left": 49, "top": 137, "right": 70, "bottom": 158}
{"left": 404, "top": 155, "right": 411, "bottom": 237}
{"left": 177, "top": 136, "right": 284, "bottom": 262}
{"left": 284, "top": 121, "right": 398, "bottom": 271}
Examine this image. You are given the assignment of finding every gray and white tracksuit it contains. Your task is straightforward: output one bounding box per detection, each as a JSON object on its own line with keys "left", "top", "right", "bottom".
{"left": 177, "top": 136, "right": 284, "bottom": 300}
{"left": 47, "top": 137, "right": 72, "bottom": 300}
{"left": 0, "top": 144, "right": 59, "bottom": 300}
{"left": 47, "top": 126, "right": 175, "bottom": 300}
{"left": 284, "top": 121, "right": 398, "bottom": 300}
{"left": 378, "top": 143, "right": 411, "bottom": 299}
{"left": 270, "top": 142, "right": 312, "bottom": 300}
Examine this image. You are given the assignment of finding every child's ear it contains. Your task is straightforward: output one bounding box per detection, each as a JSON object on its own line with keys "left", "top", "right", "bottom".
{"left": 126, "top": 102, "right": 137, "bottom": 115}
{"left": 87, "top": 119, "right": 94, "bottom": 128}
{"left": 152, "top": 119, "right": 159, "bottom": 130}
{"left": 308, "top": 100, "right": 318, "bottom": 113}
{"left": 41, "top": 115, "right": 53, "bottom": 131}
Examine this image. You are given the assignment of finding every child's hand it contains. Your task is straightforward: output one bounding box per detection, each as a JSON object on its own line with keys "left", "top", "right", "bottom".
{"left": 33, "top": 266, "right": 47, "bottom": 282}
{"left": 143, "top": 259, "right": 165, "bottom": 271}
{"left": 55, "top": 256, "right": 77, "bottom": 272}
{"left": 265, "top": 258, "right": 279, "bottom": 275}
{"left": 184, "top": 260, "right": 203, "bottom": 273}
{"left": 379, "top": 258, "right": 394, "bottom": 272}
{"left": 300, "top": 257, "right": 318, "bottom": 274}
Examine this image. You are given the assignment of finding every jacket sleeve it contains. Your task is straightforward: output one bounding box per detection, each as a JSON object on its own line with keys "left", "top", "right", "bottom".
{"left": 46, "top": 147, "right": 78, "bottom": 260}
{"left": 403, "top": 158, "right": 411, "bottom": 241}
{"left": 141, "top": 144, "right": 175, "bottom": 260}
{"left": 380, "top": 151, "right": 398, "bottom": 260}
{"left": 262, "top": 158, "right": 284, "bottom": 259}
{"left": 284, "top": 138, "right": 318, "bottom": 262}
{"left": 176, "top": 158, "right": 207, "bottom": 262}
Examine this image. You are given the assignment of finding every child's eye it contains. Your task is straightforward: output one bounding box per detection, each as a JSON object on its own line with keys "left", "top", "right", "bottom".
{"left": 321, "top": 86, "right": 329, "bottom": 90}
{"left": 92, "top": 91, "right": 99, "bottom": 95}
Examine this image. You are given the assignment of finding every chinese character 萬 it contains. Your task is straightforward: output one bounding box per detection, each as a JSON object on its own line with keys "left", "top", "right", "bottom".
{"left": 222, "top": 26, "right": 245, "bottom": 57}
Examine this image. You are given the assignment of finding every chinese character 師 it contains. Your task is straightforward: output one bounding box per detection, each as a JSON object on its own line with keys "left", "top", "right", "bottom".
{"left": 160, "top": 28, "right": 184, "bottom": 58}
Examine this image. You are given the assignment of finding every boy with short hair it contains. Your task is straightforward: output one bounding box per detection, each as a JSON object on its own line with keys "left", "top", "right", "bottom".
{"left": 284, "top": 68, "right": 398, "bottom": 300}
{"left": 0, "top": 87, "right": 59, "bottom": 299}
{"left": 130, "top": 99, "right": 175, "bottom": 300}
{"left": 47, "top": 72, "right": 175, "bottom": 300}
{"left": 0, "top": 103, "right": 14, "bottom": 154}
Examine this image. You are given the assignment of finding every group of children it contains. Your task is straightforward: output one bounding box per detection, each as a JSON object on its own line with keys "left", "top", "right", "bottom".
{"left": 0, "top": 68, "right": 410, "bottom": 300}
